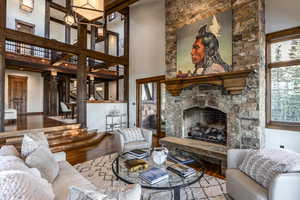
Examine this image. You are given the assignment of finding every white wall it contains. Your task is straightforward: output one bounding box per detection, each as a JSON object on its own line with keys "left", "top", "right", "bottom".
{"left": 266, "top": 0, "right": 300, "bottom": 34}
{"left": 265, "top": 0, "right": 300, "bottom": 152}
{"left": 6, "top": 0, "right": 45, "bottom": 37}
{"left": 129, "top": 0, "right": 166, "bottom": 127}
{"left": 5, "top": 70, "right": 44, "bottom": 113}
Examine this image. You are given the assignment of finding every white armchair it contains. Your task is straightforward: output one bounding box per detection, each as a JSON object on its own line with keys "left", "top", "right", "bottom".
{"left": 226, "top": 149, "right": 300, "bottom": 200}
{"left": 114, "top": 128, "right": 152, "bottom": 153}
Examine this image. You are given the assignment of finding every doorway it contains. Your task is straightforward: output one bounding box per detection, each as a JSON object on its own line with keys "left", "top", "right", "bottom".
{"left": 136, "top": 76, "right": 166, "bottom": 137}
{"left": 8, "top": 75, "right": 28, "bottom": 115}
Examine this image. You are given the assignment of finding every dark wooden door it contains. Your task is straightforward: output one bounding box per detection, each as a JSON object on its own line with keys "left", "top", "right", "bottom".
{"left": 8, "top": 75, "right": 28, "bottom": 115}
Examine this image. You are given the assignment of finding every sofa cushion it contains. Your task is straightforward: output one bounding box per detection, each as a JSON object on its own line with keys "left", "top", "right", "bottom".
{"left": 0, "top": 156, "right": 41, "bottom": 178}
{"left": 53, "top": 161, "right": 96, "bottom": 200}
{"left": 239, "top": 149, "right": 300, "bottom": 188}
{"left": 67, "top": 186, "right": 107, "bottom": 200}
{"left": 0, "top": 145, "right": 20, "bottom": 157}
{"left": 21, "top": 132, "right": 49, "bottom": 157}
{"left": 25, "top": 146, "right": 59, "bottom": 183}
{"left": 226, "top": 168, "right": 268, "bottom": 200}
{"left": 0, "top": 170, "right": 55, "bottom": 200}
{"left": 118, "top": 128, "right": 144, "bottom": 143}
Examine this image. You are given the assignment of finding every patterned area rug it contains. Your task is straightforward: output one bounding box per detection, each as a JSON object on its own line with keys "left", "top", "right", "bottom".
{"left": 74, "top": 153, "right": 230, "bottom": 200}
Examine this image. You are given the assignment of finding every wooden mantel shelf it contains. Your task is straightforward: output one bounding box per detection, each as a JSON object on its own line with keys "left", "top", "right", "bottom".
{"left": 166, "top": 69, "right": 252, "bottom": 96}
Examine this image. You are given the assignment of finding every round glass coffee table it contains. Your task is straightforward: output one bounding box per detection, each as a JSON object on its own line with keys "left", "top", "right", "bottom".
{"left": 112, "top": 150, "right": 204, "bottom": 200}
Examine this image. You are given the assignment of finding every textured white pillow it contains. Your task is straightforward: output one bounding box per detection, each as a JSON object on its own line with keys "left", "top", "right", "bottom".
{"left": 67, "top": 186, "right": 108, "bottom": 200}
{"left": 118, "top": 128, "right": 145, "bottom": 143}
{"left": 25, "top": 146, "right": 59, "bottom": 183}
{"left": 0, "top": 156, "right": 41, "bottom": 178}
{"left": 0, "top": 170, "right": 55, "bottom": 200}
{"left": 21, "top": 132, "right": 49, "bottom": 157}
{"left": 0, "top": 145, "right": 20, "bottom": 157}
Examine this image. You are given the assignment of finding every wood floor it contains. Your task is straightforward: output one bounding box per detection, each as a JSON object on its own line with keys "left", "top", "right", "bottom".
{"left": 4, "top": 114, "right": 67, "bottom": 132}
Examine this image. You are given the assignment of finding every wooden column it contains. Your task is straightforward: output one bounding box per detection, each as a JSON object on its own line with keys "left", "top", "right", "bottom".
{"left": 88, "top": 79, "right": 95, "bottom": 99}
{"left": 49, "top": 74, "right": 59, "bottom": 116}
{"left": 0, "top": 0, "right": 7, "bottom": 132}
{"left": 77, "top": 24, "right": 88, "bottom": 128}
{"left": 104, "top": 81, "right": 109, "bottom": 100}
{"left": 123, "top": 8, "right": 130, "bottom": 127}
{"left": 44, "top": 0, "right": 50, "bottom": 58}
{"left": 65, "top": 0, "right": 71, "bottom": 44}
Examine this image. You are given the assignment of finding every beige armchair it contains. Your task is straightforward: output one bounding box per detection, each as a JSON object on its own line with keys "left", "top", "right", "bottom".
{"left": 226, "top": 149, "right": 300, "bottom": 200}
{"left": 114, "top": 128, "right": 152, "bottom": 153}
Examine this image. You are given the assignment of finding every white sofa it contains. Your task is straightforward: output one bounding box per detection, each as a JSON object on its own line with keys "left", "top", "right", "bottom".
{"left": 226, "top": 149, "right": 300, "bottom": 200}
{"left": 54, "top": 160, "right": 97, "bottom": 200}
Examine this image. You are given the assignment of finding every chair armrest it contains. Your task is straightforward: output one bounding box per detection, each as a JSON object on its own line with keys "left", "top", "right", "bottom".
{"left": 141, "top": 129, "right": 152, "bottom": 146}
{"left": 227, "top": 149, "right": 249, "bottom": 169}
{"left": 270, "top": 173, "right": 300, "bottom": 200}
{"left": 114, "top": 131, "right": 125, "bottom": 153}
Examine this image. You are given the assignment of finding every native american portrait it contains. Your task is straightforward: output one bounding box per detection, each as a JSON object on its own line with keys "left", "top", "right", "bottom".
{"left": 177, "top": 10, "right": 233, "bottom": 77}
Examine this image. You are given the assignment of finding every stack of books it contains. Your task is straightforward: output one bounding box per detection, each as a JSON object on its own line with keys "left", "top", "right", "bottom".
{"left": 127, "top": 149, "right": 148, "bottom": 159}
{"left": 167, "top": 163, "right": 196, "bottom": 178}
{"left": 168, "top": 154, "right": 195, "bottom": 164}
{"left": 139, "top": 167, "right": 169, "bottom": 184}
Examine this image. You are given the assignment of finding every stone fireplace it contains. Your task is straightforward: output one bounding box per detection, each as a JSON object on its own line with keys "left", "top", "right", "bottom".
{"left": 183, "top": 106, "right": 227, "bottom": 145}
{"left": 161, "top": 0, "right": 266, "bottom": 173}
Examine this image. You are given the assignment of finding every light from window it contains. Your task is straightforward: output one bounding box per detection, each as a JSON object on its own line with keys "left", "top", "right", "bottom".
{"left": 268, "top": 32, "right": 300, "bottom": 127}
{"left": 271, "top": 65, "right": 300, "bottom": 122}
{"left": 20, "top": 0, "right": 34, "bottom": 12}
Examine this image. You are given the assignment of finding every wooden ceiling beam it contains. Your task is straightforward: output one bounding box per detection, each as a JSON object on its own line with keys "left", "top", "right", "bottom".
{"left": 50, "top": 2, "right": 67, "bottom": 13}
{"left": 106, "top": 0, "right": 138, "bottom": 15}
{"left": 3, "top": 28, "right": 128, "bottom": 65}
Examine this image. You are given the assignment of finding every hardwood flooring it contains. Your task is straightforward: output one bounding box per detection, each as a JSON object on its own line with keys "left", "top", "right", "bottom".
{"left": 5, "top": 114, "right": 67, "bottom": 132}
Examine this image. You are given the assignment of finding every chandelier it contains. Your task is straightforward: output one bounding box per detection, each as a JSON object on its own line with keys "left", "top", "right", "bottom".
{"left": 72, "top": 0, "right": 104, "bottom": 21}
{"left": 65, "top": 0, "right": 105, "bottom": 34}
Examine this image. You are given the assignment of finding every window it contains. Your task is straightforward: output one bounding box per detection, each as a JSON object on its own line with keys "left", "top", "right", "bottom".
{"left": 20, "top": 0, "right": 34, "bottom": 13}
{"left": 266, "top": 27, "right": 300, "bottom": 130}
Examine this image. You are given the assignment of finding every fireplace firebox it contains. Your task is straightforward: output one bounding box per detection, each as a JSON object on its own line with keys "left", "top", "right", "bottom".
{"left": 183, "top": 107, "right": 227, "bottom": 145}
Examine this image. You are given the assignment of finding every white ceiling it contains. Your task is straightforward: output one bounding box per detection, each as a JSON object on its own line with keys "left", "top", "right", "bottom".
{"left": 265, "top": 0, "right": 300, "bottom": 33}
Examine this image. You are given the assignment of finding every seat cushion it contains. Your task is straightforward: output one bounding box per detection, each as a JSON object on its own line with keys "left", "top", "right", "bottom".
{"left": 123, "top": 141, "right": 150, "bottom": 152}
{"left": 53, "top": 161, "right": 96, "bottom": 200}
{"left": 118, "top": 128, "right": 145, "bottom": 143}
{"left": 226, "top": 169, "right": 268, "bottom": 200}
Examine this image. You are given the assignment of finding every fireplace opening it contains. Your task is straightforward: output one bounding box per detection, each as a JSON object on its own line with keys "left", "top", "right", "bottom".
{"left": 183, "top": 107, "right": 227, "bottom": 145}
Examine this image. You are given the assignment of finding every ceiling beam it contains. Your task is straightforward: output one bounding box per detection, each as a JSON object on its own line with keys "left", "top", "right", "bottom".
{"left": 3, "top": 28, "right": 128, "bottom": 65}
{"left": 106, "top": 0, "right": 138, "bottom": 15}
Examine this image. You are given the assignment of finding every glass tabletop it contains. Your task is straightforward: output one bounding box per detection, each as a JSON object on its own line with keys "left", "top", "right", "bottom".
{"left": 112, "top": 150, "right": 204, "bottom": 190}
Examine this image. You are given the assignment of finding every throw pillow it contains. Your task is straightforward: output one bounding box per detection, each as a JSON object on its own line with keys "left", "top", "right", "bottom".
{"left": 239, "top": 149, "right": 300, "bottom": 188}
{"left": 118, "top": 128, "right": 144, "bottom": 143}
{"left": 21, "top": 132, "right": 49, "bottom": 158}
{"left": 67, "top": 186, "right": 108, "bottom": 200}
{"left": 0, "top": 145, "right": 20, "bottom": 157}
{"left": 0, "top": 170, "right": 55, "bottom": 200}
{"left": 25, "top": 146, "right": 59, "bottom": 183}
{"left": 0, "top": 156, "right": 41, "bottom": 178}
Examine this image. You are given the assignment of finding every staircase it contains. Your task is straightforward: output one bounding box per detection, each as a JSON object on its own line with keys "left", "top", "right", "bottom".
{"left": 0, "top": 124, "right": 108, "bottom": 165}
